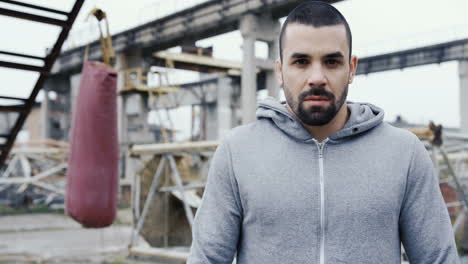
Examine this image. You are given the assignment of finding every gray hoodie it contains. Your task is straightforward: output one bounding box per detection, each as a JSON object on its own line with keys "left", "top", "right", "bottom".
{"left": 188, "top": 97, "right": 459, "bottom": 264}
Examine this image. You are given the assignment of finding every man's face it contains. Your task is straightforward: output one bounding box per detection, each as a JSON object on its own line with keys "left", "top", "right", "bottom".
{"left": 276, "top": 23, "right": 357, "bottom": 126}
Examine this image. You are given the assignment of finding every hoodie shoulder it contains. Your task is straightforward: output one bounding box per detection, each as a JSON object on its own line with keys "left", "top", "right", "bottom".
{"left": 375, "top": 122, "right": 421, "bottom": 146}
{"left": 222, "top": 120, "right": 273, "bottom": 146}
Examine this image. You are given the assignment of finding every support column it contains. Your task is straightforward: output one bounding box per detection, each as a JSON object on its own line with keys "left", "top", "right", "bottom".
{"left": 459, "top": 60, "right": 468, "bottom": 133}
{"left": 116, "top": 53, "right": 127, "bottom": 147}
{"left": 206, "top": 75, "right": 233, "bottom": 140}
{"left": 115, "top": 48, "right": 153, "bottom": 185}
{"left": 240, "top": 14, "right": 281, "bottom": 124}
{"left": 39, "top": 75, "right": 72, "bottom": 141}
{"left": 240, "top": 14, "right": 258, "bottom": 124}
{"left": 41, "top": 86, "right": 50, "bottom": 139}
{"left": 217, "top": 75, "right": 232, "bottom": 138}
{"left": 70, "top": 73, "right": 81, "bottom": 118}
{"left": 266, "top": 22, "right": 281, "bottom": 99}
{"left": 115, "top": 48, "right": 150, "bottom": 146}
{"left": 205, "top": 102, "right": 217, "bottom": 141}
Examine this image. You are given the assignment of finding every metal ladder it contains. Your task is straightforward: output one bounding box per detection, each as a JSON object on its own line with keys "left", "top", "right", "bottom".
{"left": 0, "top": 0, "right": 85, "bottom": 169}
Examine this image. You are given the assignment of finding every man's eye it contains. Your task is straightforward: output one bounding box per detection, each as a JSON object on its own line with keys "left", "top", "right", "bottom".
{"left": 325, "top": 59, "right": 341, "bottom": 66}
{"left": 293, "top": 59, "right": 308, "bottom": 65}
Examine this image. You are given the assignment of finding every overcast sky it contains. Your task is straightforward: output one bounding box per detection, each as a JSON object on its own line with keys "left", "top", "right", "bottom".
{"left": 1, "top": 0, "right": 467, "bottom": 131}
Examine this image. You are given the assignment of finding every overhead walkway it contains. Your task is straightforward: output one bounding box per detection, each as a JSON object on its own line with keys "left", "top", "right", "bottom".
{"left": 357, "top": 37, "right": 468, "bottom": 75}
{"left": 54, "top": 0, "right": 343, "bottom": 75}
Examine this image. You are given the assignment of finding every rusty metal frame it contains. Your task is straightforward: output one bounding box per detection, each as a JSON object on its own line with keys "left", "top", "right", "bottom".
{"left": 0, "top": 0, "right": 85, "bottom": 169}
{"left": 127, "top": 141, "right": 216, "bottom": 257}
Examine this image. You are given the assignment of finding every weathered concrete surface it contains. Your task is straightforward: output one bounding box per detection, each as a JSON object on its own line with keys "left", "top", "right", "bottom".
{"left": 459, "top": 60, "right": 468, "bottom": 133}
{"left": 0, "top": 212, "right": 134, "bottom": 263}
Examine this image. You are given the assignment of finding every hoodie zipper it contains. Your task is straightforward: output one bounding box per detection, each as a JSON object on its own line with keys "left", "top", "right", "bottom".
{"left": 314, "top": 139, "right": 329, "bottom": 264}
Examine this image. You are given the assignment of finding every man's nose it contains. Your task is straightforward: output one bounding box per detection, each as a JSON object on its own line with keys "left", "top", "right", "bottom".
{"left": 307, "top": 64, "right": 326, "bottom": 87}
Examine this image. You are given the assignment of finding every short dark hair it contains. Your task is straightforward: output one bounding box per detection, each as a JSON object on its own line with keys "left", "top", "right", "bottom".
{"left": 279, "top": 1, "right": 352, "bottom": 61}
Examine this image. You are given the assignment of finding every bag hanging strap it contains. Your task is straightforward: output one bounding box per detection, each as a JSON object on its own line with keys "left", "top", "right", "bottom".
{"left": 84, "top": 8, "right": 115, "bottom": 67}
{"left": 83, "top": 44, "right": 90, "bottom": 64}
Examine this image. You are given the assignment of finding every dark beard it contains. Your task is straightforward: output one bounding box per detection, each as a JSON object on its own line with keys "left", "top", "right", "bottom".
{"left": 290, "top": 85, "right": 348, "bottom": 126}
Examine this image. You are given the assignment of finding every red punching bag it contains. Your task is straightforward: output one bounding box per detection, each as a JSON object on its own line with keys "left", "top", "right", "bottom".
{"left": 66, "top": 61, "right": 118, "bottom": 228}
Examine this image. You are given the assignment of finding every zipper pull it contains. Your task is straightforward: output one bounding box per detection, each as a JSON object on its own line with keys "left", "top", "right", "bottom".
{"left": 318, "top": 143, "right": 323, "bottom": 158}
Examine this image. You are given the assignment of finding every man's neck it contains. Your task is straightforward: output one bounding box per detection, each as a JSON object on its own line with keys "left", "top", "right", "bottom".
{"left": 287, "top": 103, "right": 350, "bottom": 142}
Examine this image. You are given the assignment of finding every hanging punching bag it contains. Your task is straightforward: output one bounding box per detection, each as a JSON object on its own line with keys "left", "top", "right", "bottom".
{"left": 66, "top": 61, "right": 118, "bottom": 228}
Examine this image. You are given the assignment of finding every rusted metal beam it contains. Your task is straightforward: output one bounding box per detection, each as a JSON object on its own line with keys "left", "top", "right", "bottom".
{"left": 0, "top": 0, "right": 69, "bottom": 16}
{"left": 0, "top": 60, "right": 45, "bottom": 72}
{"left": 151, "top": 51, "right": 273, "bottom": 74}
{"left": 131, "top": 140, "right": 219, "bottom": 155}
{"left": 0, "top": 7, "right": 68, "bottom": 27}
{"left": 0, "top": 95, "right": 28, "bottom": 102}
{"left": 0, "top": 105, "right": 26, "bottom": 112}
{"left": 0, "top": 50, "right": 45, "bottom": 61}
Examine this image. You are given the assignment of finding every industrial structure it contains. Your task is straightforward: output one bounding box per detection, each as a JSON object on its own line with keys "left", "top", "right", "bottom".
{"left": 1, "top": 0, "right": 468, "bottom": 262}
{"left": 34, "top": 0, "right": 468, "bottom": 150}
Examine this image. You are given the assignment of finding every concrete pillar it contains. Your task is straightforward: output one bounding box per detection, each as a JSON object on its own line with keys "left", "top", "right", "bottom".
{"left": 115, "top": 48, "right": 149, "bottom": 146}
{"left": 231, "top": 80, "right": 242, "bottom": 127}
{"left": 70, "top": 73, "right": 81, "bottom": 117}
{"left": 115, "top": 49, "right": 153, "bottom": 145}
{"left": 205, "top": 75, "right": 233, "bottom": 140}
{"left": 266, "top": 22, "right": 281, "bottom": 99}
{"left": 217, "top": 75, "right": 232, "bottom": 137}
{"left": 126, "top": 94, "right": 153, "bottom": 143}
{"left": 118, "top": 48, "right": 146, "bottom": 70}
{"left": 240, "top": 14, "right": 281, "bottom": 123}
{"left": 41, "top": 87, "right": 50, "bottom": 139}
{"left": 459, "top": 60, "right": 468, "bottom": 133}
{"left": 116, "top": 53, "right": 127, "bottom": 146}
{"left": 115, "top": 48, "right": 153, "bottom": 184}
{"left": 42, "top": 75, "right": 71, "bottom": 140}
{"left": 120, "top": 96, "right": 129, "bottom": 145}
{"left": 240, "top": 14, "right": 258, "bottom": 124}
{"left": 205, "top": 103, "right": 217, "bottom": 140}
{"left": 66, "top": 73, "right": 81, "bottom": 140}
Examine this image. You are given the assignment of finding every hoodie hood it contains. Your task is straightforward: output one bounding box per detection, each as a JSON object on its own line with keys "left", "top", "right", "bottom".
{"left": 256, "top": 97, "right": 384, "bottom": 142}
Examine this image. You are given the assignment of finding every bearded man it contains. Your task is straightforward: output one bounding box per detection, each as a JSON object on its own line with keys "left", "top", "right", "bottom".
{"left": 187, "top": 1, "right": 459, "bottom": 263}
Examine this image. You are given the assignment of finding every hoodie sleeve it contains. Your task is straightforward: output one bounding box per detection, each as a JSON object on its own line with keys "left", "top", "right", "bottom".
{"left": 399, "top": 137, "right": 460, "bottom": 264}
{"left": 187, "top": 140, "right": 242, "bottom": 264}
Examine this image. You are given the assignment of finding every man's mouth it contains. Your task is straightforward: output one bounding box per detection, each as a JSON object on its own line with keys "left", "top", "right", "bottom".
{"left": 303, "top": 96, "right": 330, "bottom": 106}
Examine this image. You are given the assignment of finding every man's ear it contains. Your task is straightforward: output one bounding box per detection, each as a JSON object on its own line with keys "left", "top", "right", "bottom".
{"left": 348, "top": 55, "right": 358, "bottom": 84}
{"left": 275, "top": 59, "right": 284, "bottom": 87}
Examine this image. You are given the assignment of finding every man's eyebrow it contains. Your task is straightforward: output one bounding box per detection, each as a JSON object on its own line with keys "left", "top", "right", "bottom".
{"left": 290, "top": 53, "right": 310, "bottom": 59}
{"left": 323, "top": 52, "right": 344, "bottom": 59}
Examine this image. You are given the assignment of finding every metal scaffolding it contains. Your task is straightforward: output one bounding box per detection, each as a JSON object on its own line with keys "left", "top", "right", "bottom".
{"left": 127, "top": 140, "right": 218, "bottom": 262}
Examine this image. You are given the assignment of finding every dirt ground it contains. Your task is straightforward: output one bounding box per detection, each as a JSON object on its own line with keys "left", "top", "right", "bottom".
{"left": 3, "top": 212, "right": 466, "bottom": 264}
{"left": 0, "top": 210, "right": 144, "bottom": 264}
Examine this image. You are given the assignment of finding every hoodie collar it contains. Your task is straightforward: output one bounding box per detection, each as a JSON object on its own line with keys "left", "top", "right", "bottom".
{"left": 256, "top": 97, "right": 384, "bottom": 142}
